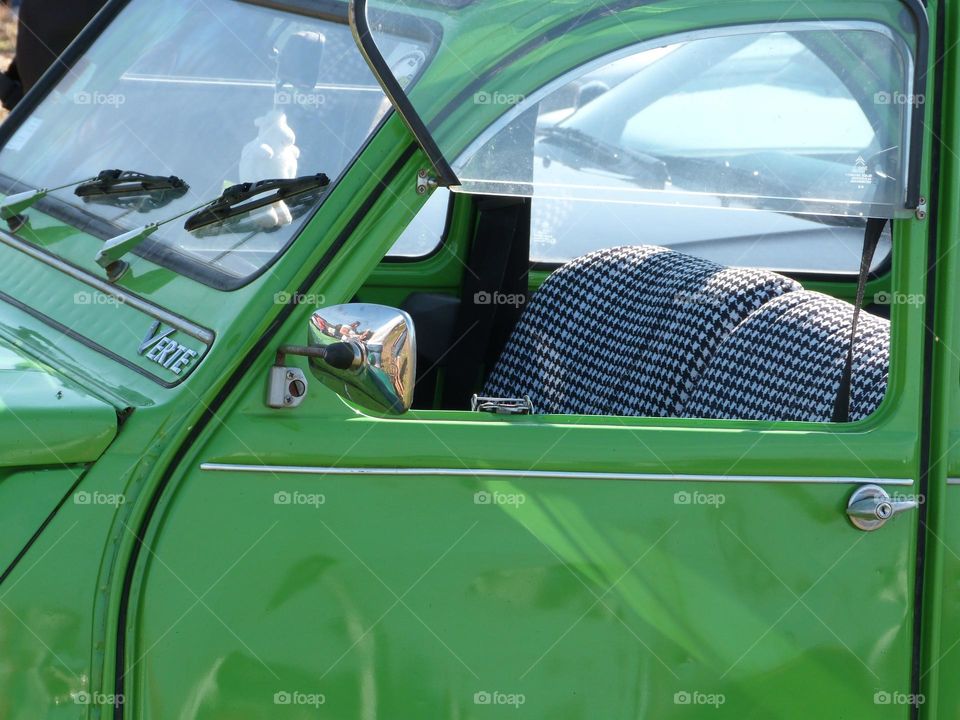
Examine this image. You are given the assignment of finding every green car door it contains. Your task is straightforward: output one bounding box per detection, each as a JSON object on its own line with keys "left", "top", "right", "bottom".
{"left": 116, "top": 0, "right": 936, "bottom": 718}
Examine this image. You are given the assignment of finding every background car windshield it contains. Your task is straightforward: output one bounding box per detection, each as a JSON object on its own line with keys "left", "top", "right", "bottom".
{"left": 0, "top": 0, "right": 433, "bottom": 285}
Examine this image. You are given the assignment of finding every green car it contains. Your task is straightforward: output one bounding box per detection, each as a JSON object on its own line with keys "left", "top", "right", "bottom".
{"left": 0, "top": 0, "right": 955, "bottom": 716}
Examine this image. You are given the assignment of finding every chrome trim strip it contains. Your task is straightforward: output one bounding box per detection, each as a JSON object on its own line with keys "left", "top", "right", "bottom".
{"left": 200, "top": 463, "right": 912, "bottom": 485}
{"left": 0, "top": 290, "right": 178, "bottom": 388}
{"left": 947, "top": 478, "right": 960, "bottom": 485}
{"left": 0, "top": 230, "right": 214, "bottom": 344}
{"left": 122, "top": 73, "right": 382, "bottom": 93}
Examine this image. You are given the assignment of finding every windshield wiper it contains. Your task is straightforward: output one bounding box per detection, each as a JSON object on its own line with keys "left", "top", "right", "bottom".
{"left": 539, "top": 126, "right": 669, "bottom": 187}
{"left": 0, "top": 169, "right": 188, "bottom": 232}
{"left": 96, "top": 173, "right": 330, "bottom": 281}
{"left": 75, "top": 170, "right": 189, "bottom": 211}
{"left": 183, "top": 174, "right": 329, "bottom": 232}
{"left": 0, "top": 178, "right": 95, "bottom": 232}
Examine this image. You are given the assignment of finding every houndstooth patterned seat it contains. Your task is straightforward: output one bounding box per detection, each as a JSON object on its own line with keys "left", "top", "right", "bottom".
{"left": 685, "top": 290, "right": 889, "bottom": 422}
{"left": 483, "top": 245, "right": 801, "bottom": 416}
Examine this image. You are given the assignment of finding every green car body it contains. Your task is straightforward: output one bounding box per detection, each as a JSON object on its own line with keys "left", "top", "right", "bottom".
{"left": 0, "top": 0, "right": 957, "bottom": 717}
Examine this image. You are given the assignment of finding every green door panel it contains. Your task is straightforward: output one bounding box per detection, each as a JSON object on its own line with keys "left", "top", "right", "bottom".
{"left": 129, "top": 202, "right": 930, "bottom": 716}
{"left": 359, "top": 194, "right": 472, "bottom": 308}
{"left": 0, "top": 340, "right": 117, "bottom": 466}
{"left": 132, "top": 465, "right": 916, "bottom": 719}
{"left": 117, "top": 65, "right": 932, "bottom": 716}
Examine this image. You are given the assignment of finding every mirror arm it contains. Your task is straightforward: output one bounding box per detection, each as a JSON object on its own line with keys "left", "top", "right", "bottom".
{"left": 276, "top": 342, "right": 361, "bottom": 371}
{"left": 276, "top": 344, "right": 323, "bottom": 366}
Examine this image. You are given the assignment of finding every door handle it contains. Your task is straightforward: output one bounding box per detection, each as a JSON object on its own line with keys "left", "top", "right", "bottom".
{"left": 846, "top": 484, "right": 918, "bottom": 531}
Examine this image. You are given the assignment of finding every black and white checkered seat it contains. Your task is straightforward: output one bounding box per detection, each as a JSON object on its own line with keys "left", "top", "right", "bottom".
{"left": 685, "top": 290, "right": 889, "bottom": 422}
{"left": 483, "top": 245, "right": 801, "bottom": 416}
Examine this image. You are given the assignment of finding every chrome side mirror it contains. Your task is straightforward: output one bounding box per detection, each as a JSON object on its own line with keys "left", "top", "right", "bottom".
{"left": 306, "top": 303, "right": 416, "bottom": 414}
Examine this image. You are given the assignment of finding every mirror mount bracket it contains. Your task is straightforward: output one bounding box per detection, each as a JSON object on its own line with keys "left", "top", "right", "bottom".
{"left": 267, "top": 342, "right": 365, "bottom": 409}
{"left": 266, "top": 363, "right": 309, "bottom": 409}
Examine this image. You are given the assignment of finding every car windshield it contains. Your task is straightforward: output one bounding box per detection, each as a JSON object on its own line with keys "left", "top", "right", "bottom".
{"left": 0, "top": 0, "right": 435, "bottom": 287}
{"left": 363, "top": 0, "right": 918, "bottom": 220}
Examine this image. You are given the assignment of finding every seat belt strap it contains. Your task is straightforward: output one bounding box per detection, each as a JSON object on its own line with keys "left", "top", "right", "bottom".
{"left": 831, "top": 217, "right": 887, "bottom": 423}
{"left": 441, "top": 196, "right": 529, "bottom": 409}
{"left": 484, "top": 200, "right": 530, "bottom": 369}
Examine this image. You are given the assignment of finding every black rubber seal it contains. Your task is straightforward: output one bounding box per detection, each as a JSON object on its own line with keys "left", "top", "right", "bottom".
{"left": 908, "top": 0, "right": 942, "bottom": 715}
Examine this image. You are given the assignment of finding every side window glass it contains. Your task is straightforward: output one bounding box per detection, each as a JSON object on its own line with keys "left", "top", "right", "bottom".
{"left": 530, "top": 203, "right": 893, "bottom": 272}
{"left": 455, "top": 26, "right": 911, "bottom": 272}
{"left": 387, "top": 187, "right": 450, "bottom": 257}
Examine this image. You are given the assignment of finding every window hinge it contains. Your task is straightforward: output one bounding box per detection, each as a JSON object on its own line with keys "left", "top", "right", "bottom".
{"left": 416, "top": 169, "right": 438, "bottom": 195}
{"left": 916, "top": 196, "right": 928, "bottom": 221}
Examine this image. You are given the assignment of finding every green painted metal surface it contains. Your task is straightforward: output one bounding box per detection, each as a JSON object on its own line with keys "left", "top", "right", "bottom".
{"left": 0, "top": 467, "right": 82, "bottom": 571}
{"left": 133, "top": 471, "right": 915, "bottom": 718}
{"left": 0, "top": 340, "right": 116, "bottom": 466}
{"left": 0, "top": 0, "right": 952, "bottom": 717}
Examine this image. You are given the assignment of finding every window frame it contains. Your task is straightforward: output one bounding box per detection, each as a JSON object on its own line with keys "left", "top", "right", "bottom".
{"left": 354, "top": 0, "right": 928, "bottom": 211}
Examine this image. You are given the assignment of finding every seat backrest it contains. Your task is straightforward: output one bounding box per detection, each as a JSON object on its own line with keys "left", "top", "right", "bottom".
{"left": 684, "top": 290, "right": 889, "bottom": 422}
{"left": 483, "top": 245, "right": 801, "bottom": 416}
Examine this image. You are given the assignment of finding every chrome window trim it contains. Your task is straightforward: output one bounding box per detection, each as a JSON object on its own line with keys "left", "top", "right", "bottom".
{"left": 200, "top": 462, "right": 912, "bottom": 485}
{"left": 121, "top": 73, "right": 382, "bottom": 93}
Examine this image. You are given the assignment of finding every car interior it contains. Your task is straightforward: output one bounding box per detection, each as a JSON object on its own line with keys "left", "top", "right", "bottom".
{"left": 348, "top": 17, "right": 907, "bottom": 424}
{"left": 357, "top": 192, "right": 892, "bottom": 422}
